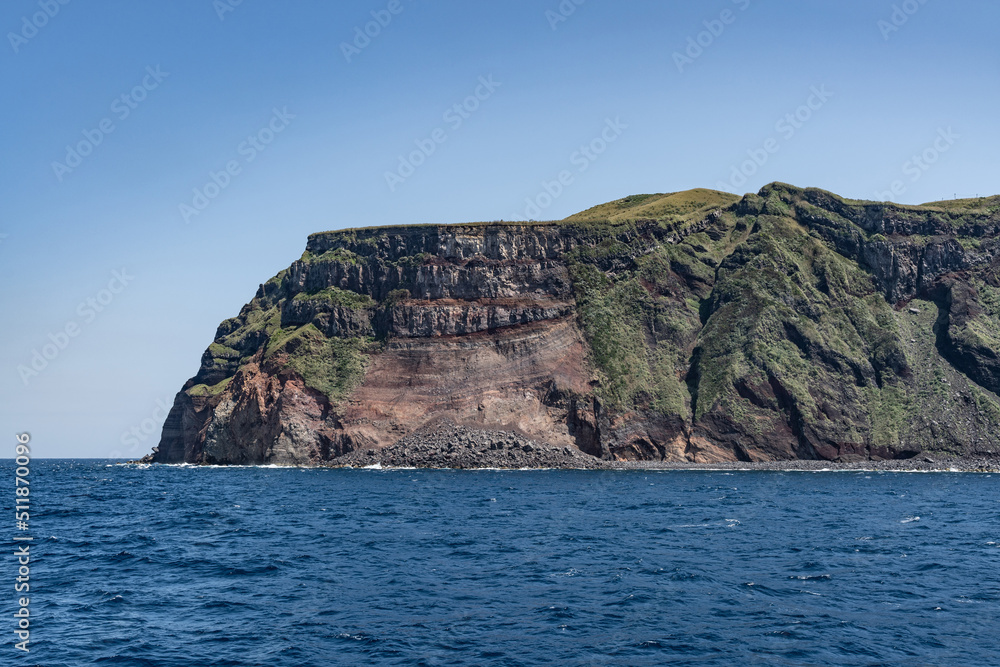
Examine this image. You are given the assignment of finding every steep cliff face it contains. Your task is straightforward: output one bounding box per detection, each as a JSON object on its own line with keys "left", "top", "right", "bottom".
{"left": 151, "top": 185, "right": 1000, "bottom": 465}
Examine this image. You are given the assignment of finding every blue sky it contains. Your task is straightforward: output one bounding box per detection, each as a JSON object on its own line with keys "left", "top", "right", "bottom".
{"left": 2, "top": 0, "right": 997, "bottom": 457}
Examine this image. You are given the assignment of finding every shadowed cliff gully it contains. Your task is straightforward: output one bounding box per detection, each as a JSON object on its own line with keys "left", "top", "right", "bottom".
{"left": 147, "top": 183, "right": 1000, "bottom": 467}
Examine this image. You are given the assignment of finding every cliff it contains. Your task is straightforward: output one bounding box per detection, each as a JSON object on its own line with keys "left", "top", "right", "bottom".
{"left": 149, "top": 184, "right": 1000, "bottom": 465}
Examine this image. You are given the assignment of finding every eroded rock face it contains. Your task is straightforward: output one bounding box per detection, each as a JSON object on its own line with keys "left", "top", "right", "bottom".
{"left": 151, "top": 185, "right": 1000, "bottom": 465}
{"left": 336, "top": 317, "right": 591, "bottom": 452}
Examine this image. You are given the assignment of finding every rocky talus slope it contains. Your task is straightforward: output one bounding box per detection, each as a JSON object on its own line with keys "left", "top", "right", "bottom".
{"left": 332, "top": 421, "right": 606, "bottom": 469}
{"left": 148, "top": 184, "right": 1000, "bottom": 466}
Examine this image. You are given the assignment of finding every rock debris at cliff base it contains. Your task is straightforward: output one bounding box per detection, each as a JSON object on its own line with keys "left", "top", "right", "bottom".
{"left": 321, "top": 421, "right": 1000, "bottom": 471}
{"left": 329, "top": 421, "right": 606, "bottom": 469}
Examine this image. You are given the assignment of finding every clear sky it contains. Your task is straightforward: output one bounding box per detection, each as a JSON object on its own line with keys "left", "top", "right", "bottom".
{"left": 2, "top": 0, "right": 998, "bottom": 458}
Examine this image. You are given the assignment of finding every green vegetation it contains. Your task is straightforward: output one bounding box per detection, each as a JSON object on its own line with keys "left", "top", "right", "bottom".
{"left": 863, "top": 383, "right": 912, "bottom": 446}
{"left": 208, "top": 342, "right": 240, "bottom": 359}
{"left": 301, "top": 246, "right": 361, "bottom": 265}
{"left": 921, "top": 195, "right": 1000, "bottom": 212}
{"left": 564, "top": 211, "right": 738, "bottom": 417}
{"left": 564, "top": 188, "right": 739, "bottom": 227}
{"left": 683, "top": 210, "right": 918, "bottom": 450}
{"left": 187, "top": 377, "right": 232, "bottom": 398}
{"left": 265, "top": 323, "right": 377, "bottom": 403}
{"left": 977, "top": 280, "right": 1000, "bottom": 318}
{"left": 215, "top": 305, "right": 281, "bottom": 357}
{"left": 292, "top": 286, "right": 375, "bottom": 309}
{"left": 390, "top": 253, "right": 430, "bottom": 268}
{"left": 264, "top": 269, "right": 287, "bottom": 288}
{"left": 569, "top": 262, "right": 678, "bottom": 412}
{"left": 971, "top": 385, "right": 1000, "bottom": 424}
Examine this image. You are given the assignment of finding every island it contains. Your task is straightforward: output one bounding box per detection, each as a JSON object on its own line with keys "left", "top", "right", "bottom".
{"left": 144, "top": 183, "right": 1000, "bottom": 469}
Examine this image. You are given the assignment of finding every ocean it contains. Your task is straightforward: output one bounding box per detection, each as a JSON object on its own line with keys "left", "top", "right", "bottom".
{"left": 11, "top": 460, "right": 1000, "bottom": 665}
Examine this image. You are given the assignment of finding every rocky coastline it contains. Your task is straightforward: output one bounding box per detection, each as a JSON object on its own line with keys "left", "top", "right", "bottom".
{"left": 148, "top": 184, "right": 1000, "bottom": 468}
{"left": 152, "top": 420, "right": 992, "bottom": 472}
{"left": 136, "top": 417, "right": 1000, "bottom": 471}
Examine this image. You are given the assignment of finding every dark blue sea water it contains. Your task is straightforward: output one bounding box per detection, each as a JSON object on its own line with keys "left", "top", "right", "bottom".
{"left": 7, "top": 461, "right": 1000, "bottom": 666}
